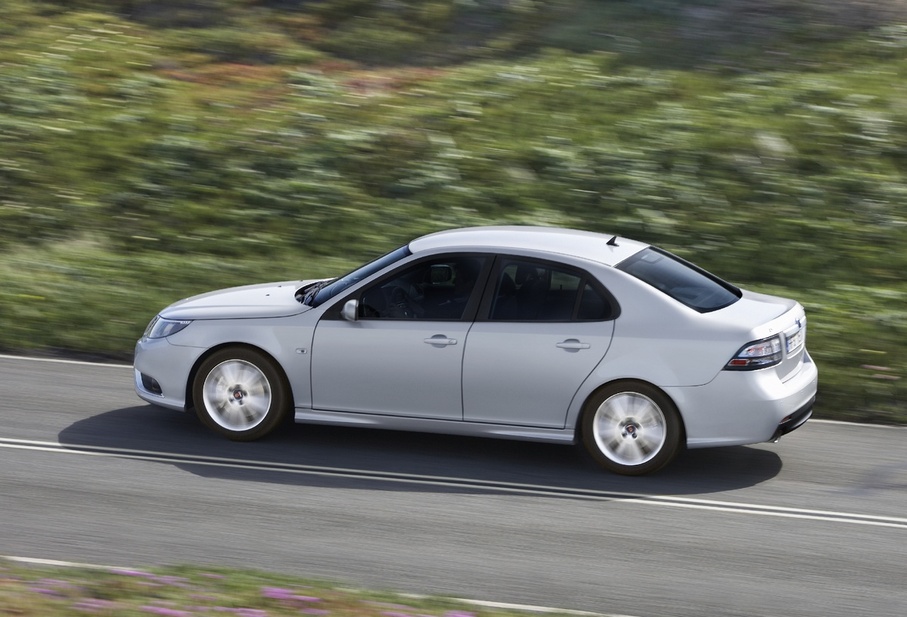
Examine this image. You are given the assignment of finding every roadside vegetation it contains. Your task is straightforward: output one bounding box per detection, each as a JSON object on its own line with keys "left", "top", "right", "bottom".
{"left": 0, "top": 560, "right": 562, "bottom": 617}
{"left": 0, "top": 0, "right": 904, "bottom": 423}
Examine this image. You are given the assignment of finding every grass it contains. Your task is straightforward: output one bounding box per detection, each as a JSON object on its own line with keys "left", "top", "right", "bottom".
{"left": 0, "top": 237, "right": 358, "bottom": 358}
{"left": 0, "top": 1, "right": 905, "bottom": 424}
{"left": 0, "top": 560, "right": 585, "bottom": 617}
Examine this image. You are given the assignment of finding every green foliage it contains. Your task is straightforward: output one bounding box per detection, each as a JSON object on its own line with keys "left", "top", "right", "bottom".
{"left": 804, "top": 285, "right": 906, "bottom": 422}
{"left": 165, "top": 27, "right": 297, "bottom": 63}
{"left": 308, "top": 0, "right": 556, "bottom": 65}
{"left": 1, "top": 1, "right": 906, "bottom": 423}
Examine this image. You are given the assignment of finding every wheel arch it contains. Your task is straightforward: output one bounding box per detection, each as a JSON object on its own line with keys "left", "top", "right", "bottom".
{"left": 185, "top": 342, "right": 294, "bottom": 412}
{"left": 575, "top": 378, "right": 687, "bottom": 445}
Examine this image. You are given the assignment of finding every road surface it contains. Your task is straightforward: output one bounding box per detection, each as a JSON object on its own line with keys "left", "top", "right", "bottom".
{"left": 1, "top": 355, "right": 905, "bottom": 617}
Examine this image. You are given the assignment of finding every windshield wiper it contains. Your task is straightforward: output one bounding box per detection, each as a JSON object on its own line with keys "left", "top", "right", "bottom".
{"left": 301, "top": 280, "right": 332, "bottom": 306}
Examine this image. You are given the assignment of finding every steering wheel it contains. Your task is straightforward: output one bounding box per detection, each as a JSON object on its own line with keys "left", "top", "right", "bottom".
{"left": 389, "top": 286, "right": 420, "bottom": 318}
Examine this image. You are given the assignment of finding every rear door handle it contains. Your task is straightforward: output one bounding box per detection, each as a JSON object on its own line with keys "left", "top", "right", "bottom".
{"left": 424, "top": 335, "right": 457, "bottom": 347}
{"left": 556, "top": 339, "right": 590, "bottom": 351}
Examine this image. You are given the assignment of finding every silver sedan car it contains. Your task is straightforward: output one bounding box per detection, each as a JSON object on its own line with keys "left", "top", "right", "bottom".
{"left": 134, "top": 226, "right": 817, "bottom": 475}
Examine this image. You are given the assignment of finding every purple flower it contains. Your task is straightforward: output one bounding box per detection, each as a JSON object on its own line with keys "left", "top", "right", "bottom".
{"left": 39, "top": 578, "right": 76, "bottom": 588}
{"left": 30, "top": 577, "right": 79, "bottom": 597}
{"left": 234, "top": 609, "right": 269, "bottom": 617}
{"left": 140, "top": 606, "right": 192, "bottom": 617}
{"left": 72, "top": 598, "right": 118, "bottom": 612}
{"left": 261, "top": 586, "right": 295, "bottom": 600}
{"left": 153, "top": 575, "right": 190, "bottom": 588}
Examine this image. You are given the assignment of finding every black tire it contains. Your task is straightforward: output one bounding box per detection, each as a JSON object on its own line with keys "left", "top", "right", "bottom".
{"left": 580, "top": 382, "right": 682, "bottom": 475}
{"left": 192, "top": 347, "right": 291, "bottom": 441}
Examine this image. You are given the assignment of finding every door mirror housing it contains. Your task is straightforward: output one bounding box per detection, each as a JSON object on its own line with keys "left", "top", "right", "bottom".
{"left": 341, "top": 299, "right": 359, "bottom": 322}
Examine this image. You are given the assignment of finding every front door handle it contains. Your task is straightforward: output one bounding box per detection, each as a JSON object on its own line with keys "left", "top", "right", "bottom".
{"left": 424, "top": 335, "right": 457, "bottom": 347}
{"left": 556, "top": 339, "right": 590, "bottom": 351}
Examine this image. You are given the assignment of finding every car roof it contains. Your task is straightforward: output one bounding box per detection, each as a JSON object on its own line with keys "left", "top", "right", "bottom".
{"left": 408, "top": 226, "right": 649, "bottom": 267}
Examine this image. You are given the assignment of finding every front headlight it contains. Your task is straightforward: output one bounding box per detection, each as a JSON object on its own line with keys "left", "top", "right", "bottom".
{"left": 144, "top": 316, "right": 192, "bottom": 339}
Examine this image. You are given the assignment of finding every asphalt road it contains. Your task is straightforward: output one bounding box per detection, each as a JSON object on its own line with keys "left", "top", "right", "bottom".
{"left": 1, "top": 354, "right": 905, "bottom": 617}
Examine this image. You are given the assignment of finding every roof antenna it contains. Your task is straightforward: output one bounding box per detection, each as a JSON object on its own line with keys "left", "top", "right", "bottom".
{"left": 607, "top": 235, "right": 619, "bottom": 246}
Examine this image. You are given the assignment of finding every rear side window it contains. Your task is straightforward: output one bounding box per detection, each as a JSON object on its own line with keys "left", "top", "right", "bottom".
{"left": 617, "top": 247, "right": 740, "bottom": 313}
{"left": 489, "top": 259, "right": 615, "bottom": 321}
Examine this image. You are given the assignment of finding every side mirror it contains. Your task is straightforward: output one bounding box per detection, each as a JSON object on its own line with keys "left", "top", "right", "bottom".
{"left": 341, "top": 299, "right": 359, "bottom": 322}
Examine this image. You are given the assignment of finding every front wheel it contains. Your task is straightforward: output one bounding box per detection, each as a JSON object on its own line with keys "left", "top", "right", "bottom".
{"left": 581, "top": 382, "right": 682, "bottom": 475}
{"left": 192, "top": 347, "right": 290, "bottom": 441}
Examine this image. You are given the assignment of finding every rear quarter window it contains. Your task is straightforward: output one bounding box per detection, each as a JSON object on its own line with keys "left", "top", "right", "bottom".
{"left": 616, "top": 247, "right": 741, "bottom": 313}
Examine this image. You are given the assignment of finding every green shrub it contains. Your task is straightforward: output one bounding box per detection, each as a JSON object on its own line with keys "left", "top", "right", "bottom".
{"left": 1, "top": 1, "right": 905, "bottom": 423}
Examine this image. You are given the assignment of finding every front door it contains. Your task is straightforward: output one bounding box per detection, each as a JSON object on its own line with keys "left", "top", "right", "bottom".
{"left": 311, "top": 319, "right": 471, "bottom": 419}
{"left": 310, "top": 254, "right": 489, "bottom": 419}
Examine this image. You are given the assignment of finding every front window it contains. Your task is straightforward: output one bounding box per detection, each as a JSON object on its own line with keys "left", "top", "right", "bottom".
{"left": 359, "top": 256, "right": 487, "bottom": 320}
{"left": 616, "top": 247, "right": 740, "bottom": 313}
{"left": 308, "top": 245, "right": 411, "bottom": 307}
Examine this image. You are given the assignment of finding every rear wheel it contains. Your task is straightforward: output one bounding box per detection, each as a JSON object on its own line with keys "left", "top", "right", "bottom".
{"left": 581, "top": 382, "right": 682, "bottom": 475}
{"left": 192, "top": 347, "right": 290, "bottom": 441}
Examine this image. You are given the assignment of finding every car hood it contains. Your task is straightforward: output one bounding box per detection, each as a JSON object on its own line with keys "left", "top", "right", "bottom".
{"left": 160, "top": 280, "right": 324, "bottom": 320}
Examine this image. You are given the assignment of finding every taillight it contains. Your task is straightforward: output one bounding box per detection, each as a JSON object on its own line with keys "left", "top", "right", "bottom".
{"left": 725, "top": 335, "right": 782, "bottom": 370}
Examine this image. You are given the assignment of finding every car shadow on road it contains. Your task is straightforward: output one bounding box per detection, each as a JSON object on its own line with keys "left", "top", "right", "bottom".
{"left": 58, "top": 405, "right": 784, "bottom": 497}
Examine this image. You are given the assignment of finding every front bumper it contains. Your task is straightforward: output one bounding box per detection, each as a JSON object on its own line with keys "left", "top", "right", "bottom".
{"left": 133, "top": 336, "right": 204, "bottom": 411}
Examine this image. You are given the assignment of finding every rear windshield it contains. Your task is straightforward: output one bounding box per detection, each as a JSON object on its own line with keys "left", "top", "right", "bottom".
{"left": 616, "top": 247, "right": 740, "bottom": 313}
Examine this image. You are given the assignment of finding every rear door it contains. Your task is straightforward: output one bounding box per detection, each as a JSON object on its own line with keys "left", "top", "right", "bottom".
{"left": 462, "top": 257, "right": 616, "bottom": 428}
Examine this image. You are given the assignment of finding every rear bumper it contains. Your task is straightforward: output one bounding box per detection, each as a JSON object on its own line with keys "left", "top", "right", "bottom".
{"left": 669, "top": 349, "right": 818, "bottom": 449}
{"left": 769, "top": 395, "right": 814, "bottom": 441}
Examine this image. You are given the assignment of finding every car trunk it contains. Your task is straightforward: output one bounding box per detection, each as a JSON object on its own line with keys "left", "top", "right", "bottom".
{"left": 710, "top": 289, "right": 807, "bottom": 382}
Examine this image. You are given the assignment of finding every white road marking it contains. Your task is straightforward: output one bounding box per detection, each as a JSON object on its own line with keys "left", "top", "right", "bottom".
{"left": 0, "top": 353, "right": 131, "bottom": 369}
{"left": 3, "top": 437, "right": 906, "bottom": 530}
{"left": 2, "top": 556, "right": 112, "bottom": 569}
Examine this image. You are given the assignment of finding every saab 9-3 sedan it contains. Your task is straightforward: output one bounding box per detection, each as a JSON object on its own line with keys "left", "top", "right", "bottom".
{"left": 135, "top": 226, "right": 817, "bottom": 475}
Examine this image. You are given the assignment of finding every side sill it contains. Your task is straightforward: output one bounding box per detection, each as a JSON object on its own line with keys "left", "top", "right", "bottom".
{"left": 294, "top": 408, "right": 576, "bottom": 444}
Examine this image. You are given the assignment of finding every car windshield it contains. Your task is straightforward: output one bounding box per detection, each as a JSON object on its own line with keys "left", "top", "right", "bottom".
{"left": 307, "top": 245, "right": 412, "bottom": 307}
{"left": 616, "top": 247, "right": 740, "bottom": 313}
